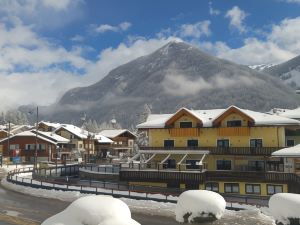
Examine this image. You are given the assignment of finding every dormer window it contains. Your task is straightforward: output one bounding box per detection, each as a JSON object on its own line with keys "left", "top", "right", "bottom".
{"left": 180, "top": 121, "right": 192, "bottom": 128}
{"left": 227, "top": 120, "right": 242, "bottom": 127}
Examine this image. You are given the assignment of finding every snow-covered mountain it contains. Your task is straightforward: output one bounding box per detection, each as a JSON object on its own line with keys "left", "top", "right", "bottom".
{"left": 249, "top": 64, "right": 276, "bottom": 71}
{"left": 262, "top": 55, "right": 300, "bottom": 90}
{"left": 37, "top": 41, "right": 300, "bottom": 127}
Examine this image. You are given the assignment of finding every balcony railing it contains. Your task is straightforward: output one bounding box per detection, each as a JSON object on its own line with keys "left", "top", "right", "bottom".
{"left": 169, "top": 128, "right": 200, "bottom": 137}
{"left": 139, "top": 146, "right": 280, "bottom": 156}
{"left": 119, "top": 169, "right": 300, "bottom": 193}
{"left": 217, "top": 127, "right": 250, "bottom": 136}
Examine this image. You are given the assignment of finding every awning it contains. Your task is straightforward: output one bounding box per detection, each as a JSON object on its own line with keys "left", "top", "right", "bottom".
{"left": 272, "top": 144, "right": 300, "bottom": 158}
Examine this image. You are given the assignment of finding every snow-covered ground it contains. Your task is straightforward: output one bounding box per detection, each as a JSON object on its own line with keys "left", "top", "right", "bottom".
{"left": 42, "top": 196, "right": 140, "bottom": 225}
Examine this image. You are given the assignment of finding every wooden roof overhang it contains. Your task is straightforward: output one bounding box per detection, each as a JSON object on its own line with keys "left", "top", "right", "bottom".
{"left": 212, "top": 106, "right": 255, "bottom": 127}
{"left": 165, "top": 108, "right": 203, "bottom": 127}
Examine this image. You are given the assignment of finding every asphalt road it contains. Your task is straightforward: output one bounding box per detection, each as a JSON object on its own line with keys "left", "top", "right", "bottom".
{"left": 0, "top": 169, "right": 178, "bottom": 225}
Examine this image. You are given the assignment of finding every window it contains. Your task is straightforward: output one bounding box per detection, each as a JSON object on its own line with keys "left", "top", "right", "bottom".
{"left": 227, "top": 120, "right": 242, "bottom": 127}
{"left": 295, "top": 162, "right": 300, "bottom": 171}
{"left": 205, "top": 182, "right": 219, "bottom": 192}
{"left": 9, "top": 144, "right": 19, "bottom": 150}
{"left": 25, "top": 144, "right": 45, "bottom": 150}
{"left": 180, "top": 121, "right": 192, "bottom": 128}
{"left": 250, "top": 139, "right": 263, "bottom": 148}
{"left": 186, "top": 160, "right": 200, "bottom": 169}
{"left": 224, "top": 183, "right": 239, "bottom": 193}
{"left": 38, "top": 144, "right": 46, "bottom": 151}
{"left": 164, "top": 140, "right": 174, "bottom": 148}
{"left": 267, "top": 184, "right": 283, "bottom": 195}
{"left": 187, "top": 140, "right": 198, "bottom": 147}
{"left": 217, "top": 139, "right": 229, "bottom": 148}
{"left": 286, "top": 139, "right": 295, "bottom": 147}
{"left": 245, "top": 184, "right": 261, "bottom": 194}
{"left": 248, "top": 161, "right": 265, "bottom": 171}
{"left": 216, "top": 160, "right": 231, "bottom": 170}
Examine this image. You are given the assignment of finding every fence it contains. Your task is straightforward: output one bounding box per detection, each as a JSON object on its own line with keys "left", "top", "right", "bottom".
{"left": 6, "top": 165, "right": 271, "bottom": 207}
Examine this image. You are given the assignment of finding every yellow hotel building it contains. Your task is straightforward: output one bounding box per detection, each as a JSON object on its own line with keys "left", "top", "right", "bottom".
{"left": 120, "top": 106, "right": 300, "bottom": 197}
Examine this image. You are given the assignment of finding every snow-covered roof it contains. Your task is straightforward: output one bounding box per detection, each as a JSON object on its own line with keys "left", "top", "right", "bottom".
{"left": 39, "top": 121, "right": 62, "bottom": 129}
{"left": 99, "top": 129, "right": 137, "bottom": 138}
{"left": 55, "top": 124, "right": 89, "bottom": 139}
{"left": 137, "top": 106, "right": 300, "bottom": 129}
{"left": 10, "top": 125, "right": 33, "bottom": 134}
{"left": 272, "top": 145, "right": 300, "bottom": 157}
{"left": 278, "top": 107, "right": 300, "bottom": 120}
{"left": 0, "top": 131, "right": 57, "bottom": 145}
{"left": 93, "top": 134, "right": 113, "bottom": 143}
{"left": 34, "top": 131, "right": 70, "bottom": 144}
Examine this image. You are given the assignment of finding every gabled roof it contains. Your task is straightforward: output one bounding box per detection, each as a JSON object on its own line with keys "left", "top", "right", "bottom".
{"left": 137, "top": 105, "right": 300, "bottom": 129}
{"left": 54, "top": 124, "right": 89, "bottom": 139}
{"left": 272, "top": 145, "right": 300, "bottom": 157}
{"left": 0, "top": 129, "right": 8, "bottom": 134}
{"left": 0, "top": 131, "right": 57, "bottom": 145}
{"left": 212, "top": 105, "right": 255, "bottom": 127}
{"left": 39, "top": 121, "right": 62, "bottom": 129}
{"left": 10, "top": 125, "right": 33, "bottom": 134}
{"left": 98, "top": 129, "right": 137, "bottom": 138}
{"left": 32, "top": 131, "right": 70, "bottom": 144}
{"left": 165, "top": 108, "right": 203, "bottom": 127}
{"left": 93, "top": 134, "right": 113, "bottom": 143}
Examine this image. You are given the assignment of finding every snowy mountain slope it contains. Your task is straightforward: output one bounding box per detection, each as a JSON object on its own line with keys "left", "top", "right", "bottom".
{"left": 39, "top": 41, "right": 300, "bottom": 127}
{"left": 263, "top": 55, "right": 300, "bottom": 89}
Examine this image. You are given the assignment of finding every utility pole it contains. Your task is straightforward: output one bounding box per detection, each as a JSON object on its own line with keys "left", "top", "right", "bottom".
{"left": 34, "top": 106, "right": 39, "bottom": 171}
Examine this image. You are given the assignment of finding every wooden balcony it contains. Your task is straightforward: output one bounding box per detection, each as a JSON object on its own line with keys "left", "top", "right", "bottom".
{"left": 169, "top": 128, "right": 199, "bottom": 137}
{"left": 139, "top": 146, "right": 280, "bottom": 156}
{"left": 217, "top": 127, "right": 250, "bottom": 136}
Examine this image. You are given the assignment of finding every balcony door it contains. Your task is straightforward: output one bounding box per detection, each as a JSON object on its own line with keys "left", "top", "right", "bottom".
{"left": 164, "top": 140, "right": 174, "bottom": 149}
{"left": 217, "top": 139, "right": 229, "bottom": 148}
{"left": 248, "top": 160, "right": 265, "bottom": 171}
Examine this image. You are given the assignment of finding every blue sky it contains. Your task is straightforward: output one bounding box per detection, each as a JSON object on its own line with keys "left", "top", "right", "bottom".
{"left": 0, "top": 0, "right": 300, "bottom": 110}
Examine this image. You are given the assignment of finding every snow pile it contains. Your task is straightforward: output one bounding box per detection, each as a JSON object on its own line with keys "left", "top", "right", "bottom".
{"left": 269, "top": 193, "right": 300, "bottom": 225}
{"left": 175, "top": 190, "right": 226, "bottom": 223}
{"left": 42, "top": 196, "right": 140, "bottom": 225}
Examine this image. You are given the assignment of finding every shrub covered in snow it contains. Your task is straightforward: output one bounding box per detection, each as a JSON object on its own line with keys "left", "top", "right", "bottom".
{"left": 175, "top": 190, "right": 226, "bottom": 223}
{"left": 42, "top": 196, "right": 140, "bottom": 225}
{"left": 269, "top": 193, "right": 300, "bottom": 225}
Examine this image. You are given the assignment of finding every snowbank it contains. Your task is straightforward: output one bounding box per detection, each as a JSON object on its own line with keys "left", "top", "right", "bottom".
{"left": 269, "top": 193, "right": 300, "bottom": 225}
{"left": 1, "top": 178, "right": 176, "bottom": 217}
{"left": 42, "top": 196, "right": 140, "bottom": 225}
{"left": 175, "top": 190, "right": 226, "bottom": 223}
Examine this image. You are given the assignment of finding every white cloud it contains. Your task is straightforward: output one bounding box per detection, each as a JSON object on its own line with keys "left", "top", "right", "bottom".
{"left": 179, "top": 21, "right": 211, "bottom": 38}
{"left": 94, "top": 22, "right": 132, "bottom": 34}
{"left": 225, "top": 6, "right": 247, "bottom": 33}
{"left": 209, "top": 1, "right": 220, "bottom": 16}
{"left": 268, "top": 17, "right": 300, "bottom": 53}
{"left": 162, "top": 71, "right": 257, "bottom": 97}
{"left": 41, "top": 0, "right": 73, "bottom": 11}
{"left": 0, "top": 20, "right": 178, "bottom": 111}
{"left": 198, "top": 16, "right": 300, "bottom": 65}
{"left": 0, "top": 0, "right": 84, "bottom": 29}
{"left": 70, "top": 35, "right": 84, "bottom": 42}
{"left": 282, "top": 0, "right": 300, "bottom": 3}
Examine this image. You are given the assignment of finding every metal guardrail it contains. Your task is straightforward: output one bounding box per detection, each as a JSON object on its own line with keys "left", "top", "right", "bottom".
{"left": 5, "top": 165, "right": 273, "bottom": 207}
{"left": 6, "top": 165, "right": 179, "bottom": 203}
